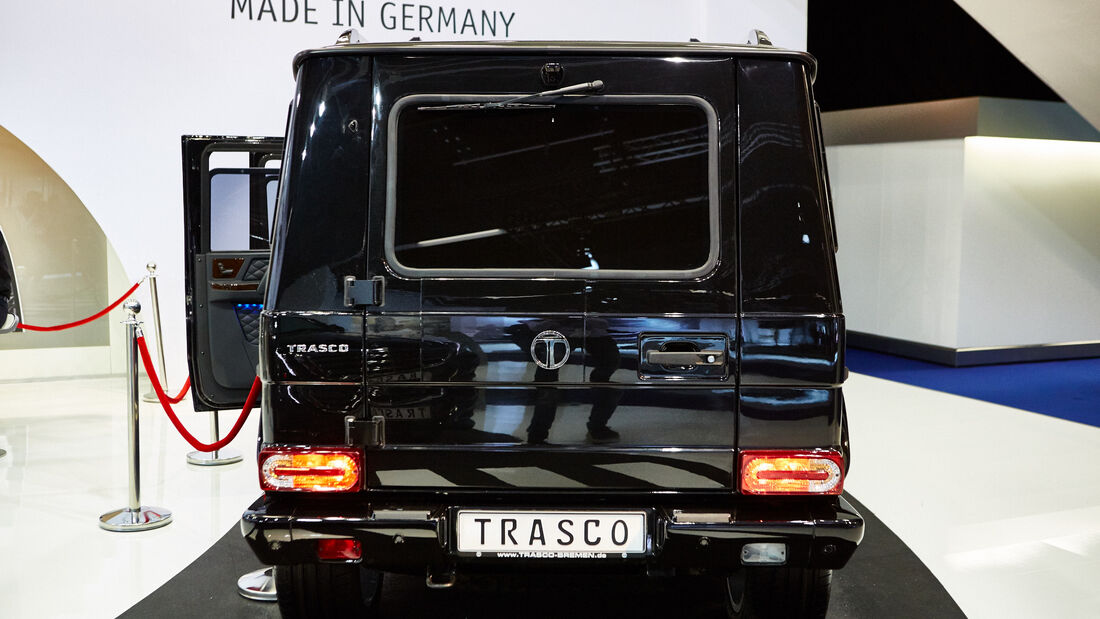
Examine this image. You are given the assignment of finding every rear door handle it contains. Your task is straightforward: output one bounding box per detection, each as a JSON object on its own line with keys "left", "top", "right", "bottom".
{"left": 645, "top": 350, "right": 725, "bottom": 366}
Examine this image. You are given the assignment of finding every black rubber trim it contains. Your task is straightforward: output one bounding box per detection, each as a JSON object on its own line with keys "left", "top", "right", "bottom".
{"left": 848, "top": 330, "right": 1100, "bottom": 367}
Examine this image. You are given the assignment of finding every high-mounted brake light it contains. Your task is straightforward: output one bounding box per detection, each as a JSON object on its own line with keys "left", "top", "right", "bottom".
{"left": 739, "top": 450, "right": 844, "bottom": 495}
{"left": 259, "top": 447, "right": 362, "bottom": 492}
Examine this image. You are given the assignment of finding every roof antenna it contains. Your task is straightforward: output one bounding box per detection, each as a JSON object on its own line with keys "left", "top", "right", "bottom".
{"left": 747, "top": 29, "right": 772, "bottom": 46}
{"left": 335, "top": 28, "right": 365, "bottom": 45}
{"left": 689, "top": 38, "right": 700, "bottom": 42}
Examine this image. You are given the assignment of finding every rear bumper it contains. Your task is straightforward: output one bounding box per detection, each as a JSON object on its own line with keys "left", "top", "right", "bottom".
{"left": 241, "top": 493, "right": 864, "bottom": 573}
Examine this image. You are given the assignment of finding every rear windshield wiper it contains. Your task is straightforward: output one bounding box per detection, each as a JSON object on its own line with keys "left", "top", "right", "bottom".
{"left": 417, "top": 80, "right": 605, "bottom": 111}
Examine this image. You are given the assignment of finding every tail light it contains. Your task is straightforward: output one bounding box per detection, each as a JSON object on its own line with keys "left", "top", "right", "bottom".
{"left": 259, "top": 447, "right": 362, "bottom": 492}
{"left": 739, "top": 450, "right": 844, "bottom": 495}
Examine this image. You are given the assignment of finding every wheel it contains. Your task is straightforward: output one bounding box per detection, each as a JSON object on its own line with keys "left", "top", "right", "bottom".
{"left": 275, "top": 563, "right": 383, "bottom": 618}
{"left": 724, "top": 567, "right": 832, "bottom": 619}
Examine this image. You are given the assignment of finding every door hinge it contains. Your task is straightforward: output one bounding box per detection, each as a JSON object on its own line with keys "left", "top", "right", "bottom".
{"left": 344, "top": 275, "right": 384, "bottom": 307}
{"left": 345, "top": 415, "right": 385, "bottom": 447}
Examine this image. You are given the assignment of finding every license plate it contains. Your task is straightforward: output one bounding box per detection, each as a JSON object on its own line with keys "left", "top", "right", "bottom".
{"left": 374, "top": 406, "right": 432, "bottom": 420}
{"left": 456, "top": 510, "right": 647, "bottom": 558}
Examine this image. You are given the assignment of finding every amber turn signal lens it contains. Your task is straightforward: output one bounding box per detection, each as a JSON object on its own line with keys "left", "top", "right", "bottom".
{"left": 739, "top": 450, "right": 844, "bottom": 495}
{"left": 259, "top": 447, "right": 362, "bottom": 492}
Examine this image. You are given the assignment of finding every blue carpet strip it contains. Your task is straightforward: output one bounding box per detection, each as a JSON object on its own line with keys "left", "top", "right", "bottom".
{"left": 846, "top": 348, "right": 1100, "bottom": 428}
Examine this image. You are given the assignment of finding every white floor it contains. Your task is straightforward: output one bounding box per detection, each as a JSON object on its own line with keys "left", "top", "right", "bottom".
{"left": 843, "top": 373, "right": 1100, "bottom": 619}
{"left": 0, "top": 374, "right": 1098, "bottom": 618}
{"left": 0, "top": 377, "right": 260, "bottom": 619}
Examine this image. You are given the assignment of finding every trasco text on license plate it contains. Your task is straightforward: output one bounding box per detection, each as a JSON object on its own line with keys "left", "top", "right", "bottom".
{"left": 456, "top": 510, "right": 646, "bottom": 558}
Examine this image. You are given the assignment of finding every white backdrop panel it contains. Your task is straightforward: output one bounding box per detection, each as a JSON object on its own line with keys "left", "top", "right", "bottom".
{"left": 830, "top": 140, "right": 966, "bottom": 348}
{"left": 0, "top": 1, "right": 806, "bottom": 380}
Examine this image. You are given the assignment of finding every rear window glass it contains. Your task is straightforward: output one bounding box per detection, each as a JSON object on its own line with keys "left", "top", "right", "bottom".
{"left": 388, "top": 96, "right": 717, "bottom": 278}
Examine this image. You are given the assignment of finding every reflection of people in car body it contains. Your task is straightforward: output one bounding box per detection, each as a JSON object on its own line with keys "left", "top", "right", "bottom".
{"left": 508, "top": 319, "right": 623, "bottom": 445}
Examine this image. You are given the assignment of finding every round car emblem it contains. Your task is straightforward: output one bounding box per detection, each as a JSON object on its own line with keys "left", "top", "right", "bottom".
{"left": 530, "top": 330, "right": 570, "bottom": 370}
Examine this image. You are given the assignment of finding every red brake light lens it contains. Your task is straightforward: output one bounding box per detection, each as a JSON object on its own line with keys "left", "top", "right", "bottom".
{"left": 740, "top": 450, "right": 844, "bottom": 495}
{"left": 259, "top": 447, "right": 362, "bottom": 492}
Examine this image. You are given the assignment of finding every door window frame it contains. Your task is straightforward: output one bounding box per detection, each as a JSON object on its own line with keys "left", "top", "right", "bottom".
{"left": 200, "top": 144, "right": 283, "bottom": 254}
{"left": 383, "top": 93, "right": 721, "bottom": 280}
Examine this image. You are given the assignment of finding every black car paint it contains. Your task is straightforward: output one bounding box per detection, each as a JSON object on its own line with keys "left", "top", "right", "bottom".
{"left": 193, "top": 43, "right": 862, "bottom": 575}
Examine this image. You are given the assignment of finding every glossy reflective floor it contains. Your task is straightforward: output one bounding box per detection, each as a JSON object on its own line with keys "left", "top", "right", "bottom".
{"left": 0, "top": 377, "right": 259, "bottom": 618}
{"left": 1, "top": 373, "right": 1098, "bottom": 618}
{"left": 843, "top": 373, "right": 1100, "bottom": 619}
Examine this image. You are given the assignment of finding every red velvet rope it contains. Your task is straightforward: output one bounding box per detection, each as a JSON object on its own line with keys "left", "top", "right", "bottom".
{"left": 137, "top": 335, "right": 260, "bottom": 452}
{"left": 166, "top": 377, "right": 191, "bottom": 404}
{"left": 17, "top": 280, "right": 143, "bottom": 331}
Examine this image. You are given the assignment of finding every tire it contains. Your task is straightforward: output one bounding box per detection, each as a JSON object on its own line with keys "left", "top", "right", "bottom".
{"left": 275, "top": 563, "right": 383, "bottom": 618}
{"left": 725, "top": 567, "right": 832, "bottom": 619}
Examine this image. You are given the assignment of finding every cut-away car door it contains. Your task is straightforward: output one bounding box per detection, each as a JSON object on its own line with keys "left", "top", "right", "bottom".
{"left": 0, "top": 224, "right": 22, "bottom": 332}
{"left": 183, "top": 136, "right": 283, "bottom": 411}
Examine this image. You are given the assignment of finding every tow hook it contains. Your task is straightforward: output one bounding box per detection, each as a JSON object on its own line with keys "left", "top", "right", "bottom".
{"left": 426, "top": 566, "right": 456, "bottom": 589}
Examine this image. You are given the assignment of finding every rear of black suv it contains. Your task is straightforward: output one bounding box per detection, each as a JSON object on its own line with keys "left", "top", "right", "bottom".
{"left": 240, "top": 41, "right": 862, "bottom": 618}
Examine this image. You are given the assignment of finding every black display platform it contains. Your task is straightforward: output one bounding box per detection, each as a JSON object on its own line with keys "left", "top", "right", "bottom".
{"left": 120, "top": 494, "right": 964, "bottom": 618}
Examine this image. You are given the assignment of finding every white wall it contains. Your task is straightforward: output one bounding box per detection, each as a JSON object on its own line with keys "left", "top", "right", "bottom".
{"left": 958, "top": 136, "right": 1100, "bottom": 348}
{"left": 830, "top": 136, "right": 1100, "bottom": 350}
{"left": 0, "top": 1, "right": 806, "bottom": 381}
{"left": 830, "top": 140, "right": 966, "bottom": 347}
{"left": 0, "top": 247, "right": 129, "bottom": 382}
{"left": 699, "top": 0, "right": 806, "bottom": 50}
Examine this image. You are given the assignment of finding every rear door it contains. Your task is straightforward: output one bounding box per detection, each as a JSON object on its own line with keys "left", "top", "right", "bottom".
{"left": 363, "top": 55, "right": 737, "bottom": 492}
{"left": 183, "top": 136, "right": 283, "bottom": 410}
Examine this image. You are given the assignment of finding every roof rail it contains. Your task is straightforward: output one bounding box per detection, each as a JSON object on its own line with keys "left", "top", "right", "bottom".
{"left": 747, "top": 29, "right": 772, "bottom": 46}
{"left": 335, "top": 28, "right": 365, "bottom": 45}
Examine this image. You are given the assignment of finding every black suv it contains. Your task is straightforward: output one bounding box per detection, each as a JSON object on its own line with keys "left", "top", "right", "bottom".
{"left": 183, "top": 38, "right": 862, "bottom": 618}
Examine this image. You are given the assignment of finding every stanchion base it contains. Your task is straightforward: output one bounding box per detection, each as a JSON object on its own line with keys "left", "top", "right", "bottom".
{"left": 99, "top": 506, "right": 172, "bottom": 532}
{"left": 141, "top": 392, "right": 161, "bottom": 403}
{"left": 186, "top": 448, "right": 243, "bottom": 466}
{"left": 237, "top": 567, "right": 278, "bottom": 602}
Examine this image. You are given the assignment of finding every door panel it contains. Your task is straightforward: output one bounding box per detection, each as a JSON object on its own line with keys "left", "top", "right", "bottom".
{"left": 183, "top": 136, "right": 283, "bottom": 411}
{"left": 420, "top": 313, "right": 586, "bottom": 385}
{"left": 574, "top": 55, "right": 739, "bottom": 481}
{"left": 261, "top": 312, "right": 365, "bottom": 445}
{"left": 590, "top": 315, "right": 736, "bottom": 385}
{"left": 369, "top": 448, "right": 733, "bottom": 490}
{"left": 579, "top": 312, "right": 739, "bottom": 485}
{"left": 363, "top": 54, "right": 739, "bottom": 490}
{"left": 375, "top": 279, "right": 587, "bottom": 447}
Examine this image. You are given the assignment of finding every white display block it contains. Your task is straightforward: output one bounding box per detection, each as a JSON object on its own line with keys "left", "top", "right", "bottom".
{"left": 958, "top": 136, "right": 1100, "bottom": 348}
{"left": 829, "top": 133, "right": 1100, "bottom": 353}
{"left": 829, "top": 139, "right": 966, "bottom": 349}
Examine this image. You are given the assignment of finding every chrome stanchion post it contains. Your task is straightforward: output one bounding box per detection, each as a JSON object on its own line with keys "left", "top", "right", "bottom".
{"left": 100, "top": 300, "right": 172, "bottom": 532}
{"left": 237, "top": 567, "right": 278, "bottom": 602}
{"left": 142, "top": 262, "right": 169, "bottom": 403}
{"left": 186, "top": 408, "right": 243, "bottom": 465}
